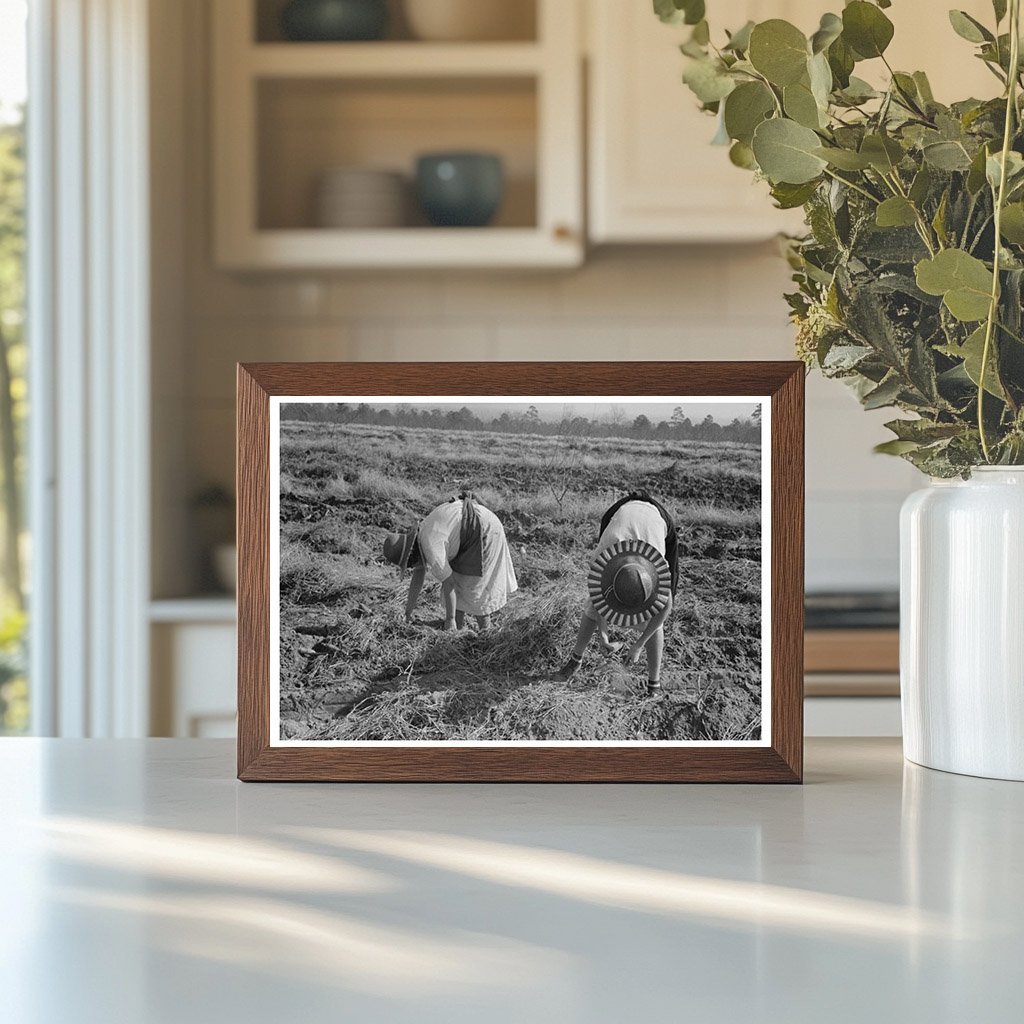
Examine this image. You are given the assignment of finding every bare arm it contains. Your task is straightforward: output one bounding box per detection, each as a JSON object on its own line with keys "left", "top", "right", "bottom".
{"left": 405, "top": 565, "right": 426, "bottom": 621}
{"left": 627, "top": 594, "right": 673, "bottom": 664}
{"left": 440, "top": 576, "right": 457, "bottom": 629}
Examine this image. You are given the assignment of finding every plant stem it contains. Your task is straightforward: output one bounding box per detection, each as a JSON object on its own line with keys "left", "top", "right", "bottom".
{"left": 822, "top": 167, "right": 880, "bottom": 205}
{"left": 979, "top": 0, "right": 1021, "bottom": 462}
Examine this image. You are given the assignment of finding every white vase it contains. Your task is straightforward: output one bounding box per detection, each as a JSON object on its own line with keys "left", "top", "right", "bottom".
{"left": 900, "top": 467, "right": 1024, "bottom": 780}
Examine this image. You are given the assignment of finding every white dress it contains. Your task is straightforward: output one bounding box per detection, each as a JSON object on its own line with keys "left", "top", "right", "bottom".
{"left": 416, "top": 497, "right": 518, "bottom": 616}
{"left": 583, "top": 500, "right": 668, "bottom": 622}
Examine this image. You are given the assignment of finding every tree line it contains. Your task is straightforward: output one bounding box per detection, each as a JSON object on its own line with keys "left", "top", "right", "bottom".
{"left": 281, "top": 402, "right": 762, "bottom": 443}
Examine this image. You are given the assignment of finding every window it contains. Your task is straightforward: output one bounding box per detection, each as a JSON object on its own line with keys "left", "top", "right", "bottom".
{"left": 0, "top": 0, "right": 28, "bottom": 734}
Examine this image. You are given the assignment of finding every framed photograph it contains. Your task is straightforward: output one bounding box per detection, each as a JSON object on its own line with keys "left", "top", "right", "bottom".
{"left": 237, "top": 362, "right": 803, "bottom": 782}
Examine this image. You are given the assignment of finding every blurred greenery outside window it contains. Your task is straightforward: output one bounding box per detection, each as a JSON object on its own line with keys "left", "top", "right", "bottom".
{"left": 0, "top": 0, "right": 28, "bottom": 734}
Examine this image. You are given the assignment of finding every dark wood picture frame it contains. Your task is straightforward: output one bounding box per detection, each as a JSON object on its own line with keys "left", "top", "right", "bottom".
{"left": 237, "top": 362, "right": 804, "bottom": 782}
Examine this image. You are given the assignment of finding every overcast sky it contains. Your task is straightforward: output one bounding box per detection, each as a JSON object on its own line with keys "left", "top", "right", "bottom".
{"left": 308, "top": 400, "right": 761, "bottom": 424}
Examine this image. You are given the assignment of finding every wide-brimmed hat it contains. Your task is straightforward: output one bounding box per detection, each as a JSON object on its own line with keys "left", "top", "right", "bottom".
{"left": 382, "top": 528, "right": 417, "bottom": 570}
{"left": 587, "top": 540, "right": 671, "bottom": 628}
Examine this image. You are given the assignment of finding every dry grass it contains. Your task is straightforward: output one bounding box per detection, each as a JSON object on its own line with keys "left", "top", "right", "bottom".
{"left": 278, "top": 420, "right": 763, "bottom": 742}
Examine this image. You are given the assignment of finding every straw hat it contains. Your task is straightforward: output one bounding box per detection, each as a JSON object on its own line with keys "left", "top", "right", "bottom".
{"left": 587, "top": 540, "right": 671, "bottom": 628}
{"left": 382, "top": 528, "right": 417, "bottom": 570}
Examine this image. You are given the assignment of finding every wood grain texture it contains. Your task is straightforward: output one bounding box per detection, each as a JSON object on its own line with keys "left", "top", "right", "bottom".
{"left": 237, "top": 361, "right": 805, "bottom": 783}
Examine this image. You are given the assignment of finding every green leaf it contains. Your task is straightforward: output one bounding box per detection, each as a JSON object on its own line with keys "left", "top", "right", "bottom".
{"left": 948, "top": 10, "right": 994, "bottom": 44}
{"left": 729, "top": 140, "right": 757, "bottom": 169}
{"left": 653, "top": 0, "right": 705, "bottom": 26}
{"left": 909, "top": 164, "right": 933, "bottom": 205}
{"left": 842, "top": 1, "right": 895, "bottom": 59}
{"left": 939, "top": 325, "right": 1006, "bottom": 398}
{"left": 724, "top": 20, "right": 755, "bottom": 53}
{"left": 967, "top": 144, "right": 991, "bottom": 193}
{"left": 784, "top": 80, "right": 825, "bottom": 129}
{"left": 682, "top": 57, "right": 736, "bottom": 104}
{"left": 923, "top": 140, "right": 972, "bottom": 171}
{"left": 807, "top": 51, "right": 833, "bottom": 109}
{"left": 827, "top": 36, "right": 855, "bottom": 88}
{"left": 862, "top": 374, "right": 903, "bottom": 409}
{"left": 751, "top": 118, "right": 828, "bottom": 184}
{"left": 875, "top": 439, "right": 922, "bottom": 455}
{"left": 814, "top": 146, "right": 872, "bottom": 170}
{"left": 1000, "top": 203, "right": 1024, "bottom": 244}
{"left": 861, "top": 133, "right": 904, "bottom": 173}
{"left": 913, "top": 71, "right": 935, "bottom": 104}
{"left": 691, "top": 19, "right": 710, "bottom": 45}
{"left": 885, "top": 418, "right": 964, "bottom": 443}
{"left": 986, "top": 150, "right": 1024, "bottom": 191}
{"left": 810, "top": 12, "right": 843, "bottom": 54}
{"left": 837, "top": 76, "right": 879, "bottom": 104}
{"left": 993, "top": 0, "right": 1008, "bottom": 24}
{"left": 915, "top": 249, "right": 994, "bottom": 322}
{"left": 876, "top": 197, "right": 918, "bottom": 228}
{"left": 723, "top": 81, "right": 775, "bottom": 144}
{"left": 771, "top": 180, "right": 820, "bottom": 209}
{"left": 748, "top": 20, "right": 809, "bottom": 86}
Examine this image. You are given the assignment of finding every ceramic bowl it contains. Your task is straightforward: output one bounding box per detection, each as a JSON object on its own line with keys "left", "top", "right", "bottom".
{"left": 403, "top": 0, "right": 534, "bottom": 42}
{"left": 415, "top": 152, "right": 504, "bottom": 227}
{"left": 281, "top": 0, "right": 388, "bottom": 42}
{"left": 316, "top": 168, "right": 407, "bottom": 228}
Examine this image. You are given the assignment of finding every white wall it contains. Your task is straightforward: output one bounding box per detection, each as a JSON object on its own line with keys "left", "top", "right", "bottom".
{"left": 154, "top": 0, "right": 920, "bottom": 599}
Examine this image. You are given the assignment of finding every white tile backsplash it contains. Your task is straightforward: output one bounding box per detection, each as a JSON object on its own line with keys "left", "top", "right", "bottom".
{"left": 181, "top": 254, "right": 916, "bottom": 593}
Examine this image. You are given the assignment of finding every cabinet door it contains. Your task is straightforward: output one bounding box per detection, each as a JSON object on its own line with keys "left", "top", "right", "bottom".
{"left": 587, "top": 0, "right": 809, "bottom": 243}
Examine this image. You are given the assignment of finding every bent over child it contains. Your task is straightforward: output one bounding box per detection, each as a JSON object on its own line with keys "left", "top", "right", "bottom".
{"left": 556, "top": 491, "right": 678, "bottom": 696}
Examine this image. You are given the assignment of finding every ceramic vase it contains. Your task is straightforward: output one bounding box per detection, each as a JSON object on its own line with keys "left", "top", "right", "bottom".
{"left": 900, "top": 467, "right": 1024, "bottom": 780}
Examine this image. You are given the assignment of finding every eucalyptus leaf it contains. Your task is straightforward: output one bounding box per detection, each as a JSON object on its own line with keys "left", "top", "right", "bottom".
{"left": 915, "top": 249, "right": 994, "bottom": 322}
{"left": 724, "top": 81, "right": 775, "bottom": 144}
{"left": 729, "top": 140, "right": 757, "bottom": 169}
{"left": 724, "top": 20, "right": 755, "bottom": 53}
{"left": 653, "top": 0, "right": 705, "bottom": 26}
{"left": 752, "top": 118, "right": 828, "bottom": 184}
{"left": 827, "top": 35, "right": 856, "bottom": 88}
{"left": 683, "top": 57, "right": 736, "bottom": 104}
{"left": 993, "top": 0, "right": 1008, "bottom": 24}
{"left": 814, "top": 146, "right": 872, "bottom": 170}
{"left": 1000, "top": 203, "right": 1024, "bottom": 245}
{"left": 876, "top": 197, "right": 919, "bottom": 228}
{"left": 771, "top": 180, "right": 820, "bottom": 209}
{"left": 842, "top": 1, "right": 895, "bottom": 59}
{"left": 948, "top": 10, "right": 994, "bottom": 44}
{"left": 861, "top": 133, "right": 904, "bottom": 173}
{"left": 923, "top": 140, "right": 973, "bottom": 171}
{"left": 784, "top": 80, "right": 825, "bottom": 129}
{"left": 810, "top": 12, "right": 843, "bottom": 54}
{"left": 748, "top": 20, "right": 809, "bottom": 86}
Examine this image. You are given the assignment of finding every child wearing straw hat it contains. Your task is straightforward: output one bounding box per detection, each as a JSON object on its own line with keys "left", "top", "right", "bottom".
{"left": 556, "top": 491, "right": 678, "bottom": 695}
{"left": 382, "top": 492, "right": 518, "bottom": 631}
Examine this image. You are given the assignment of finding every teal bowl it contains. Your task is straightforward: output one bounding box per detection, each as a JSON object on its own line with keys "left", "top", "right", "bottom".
{"left": 281, "top": 0, "right": 388, "bottom": 42}
{"left": 415, "top": 153, "right": 505, "bottom": 228}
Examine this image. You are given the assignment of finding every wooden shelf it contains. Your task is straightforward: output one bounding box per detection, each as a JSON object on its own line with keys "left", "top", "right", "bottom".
{"left": 249, "top": 42, "right": 544, "bottom": 79}
{"left": 218, "top": 227, "right": 580, "bottom": 270}
{"left": 805, "top": 629, "right": 900, "bottom": 675}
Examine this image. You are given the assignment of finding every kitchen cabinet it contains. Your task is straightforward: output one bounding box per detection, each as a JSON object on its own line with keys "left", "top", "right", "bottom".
{"left": 586, "top": 0, "right": 998, "bottom": 244}
{"left": 211, "top": 0, "right": 583, "bottom": 269}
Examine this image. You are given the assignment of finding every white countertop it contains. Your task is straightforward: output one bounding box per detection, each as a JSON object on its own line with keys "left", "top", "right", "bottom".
{"left": 1, "top": 738, "right": 1020, "bottom": 1023}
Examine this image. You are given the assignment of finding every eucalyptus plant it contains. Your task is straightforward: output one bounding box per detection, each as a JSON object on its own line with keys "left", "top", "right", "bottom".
{"left": 657, "top": 0, "right": 1024, "bottom": 475}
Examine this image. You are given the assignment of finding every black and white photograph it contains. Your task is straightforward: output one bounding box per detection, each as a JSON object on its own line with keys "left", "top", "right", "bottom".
{"left": 270, "top": 396, "right": 770, "bottom": 745}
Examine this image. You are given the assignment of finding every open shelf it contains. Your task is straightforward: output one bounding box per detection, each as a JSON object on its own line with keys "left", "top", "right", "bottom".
{"left": 254, "top": 0, "right": 538, "bottom": 44}
{"left": 249, "top": 41, "right": 544, "bottom": 77}
{"left": 212, "top": 0, "right": 582, "bottom": 268}
{"left": 257, "top": 76, "right": 538, "bottom": 232}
